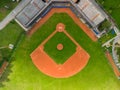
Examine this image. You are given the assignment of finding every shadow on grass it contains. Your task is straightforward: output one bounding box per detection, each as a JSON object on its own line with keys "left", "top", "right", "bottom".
{"left": 0, "top": 57, "right": 14, "bottom": 87}
{"left": 0, "top": 31, "right": 25, "bottom": 87}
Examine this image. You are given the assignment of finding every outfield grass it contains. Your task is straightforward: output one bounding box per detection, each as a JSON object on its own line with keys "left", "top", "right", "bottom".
{"left": 0, "top": 13, "right": 120, "bottom": 90}
{"left": 44, "top": 32, "right": 76, "bottom": 64}
{"left": 97, "top": 0, "right": 120, "bottom": 29}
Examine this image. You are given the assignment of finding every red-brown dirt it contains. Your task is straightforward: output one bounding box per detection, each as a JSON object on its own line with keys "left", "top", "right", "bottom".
{"left": 30, "top": 23, "right": 90, "bottom": 78}
{"left": 106, "top": 51, "right": 120, "bottom": 77}
{"left": 28, "top": 8, "right": 97, "bottom": 41}
{"left": 0, "top": 61, "right": 8, "bottom": 75}
{"left": 57, "top": 44, "right": 63, "bottom": 51}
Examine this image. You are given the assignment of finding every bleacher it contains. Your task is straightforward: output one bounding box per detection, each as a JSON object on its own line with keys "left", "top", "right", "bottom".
{"left": 13, "top": 0, "right": 106, "bottom": 32}
{"left": 16, "top": 0, "right": 45, "bottom": 27}
{"left": 77, "top": 0, "right": 105, "bottom": 26}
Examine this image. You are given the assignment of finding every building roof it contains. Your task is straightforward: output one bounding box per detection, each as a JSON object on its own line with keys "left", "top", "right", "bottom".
{"left": 77, "top": 0, "right": 105, "bottom": 25}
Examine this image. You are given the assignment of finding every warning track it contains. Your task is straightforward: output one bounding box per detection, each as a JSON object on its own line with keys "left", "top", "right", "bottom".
{"left": 28, "top": 8, "right": 97, "bottom": 41}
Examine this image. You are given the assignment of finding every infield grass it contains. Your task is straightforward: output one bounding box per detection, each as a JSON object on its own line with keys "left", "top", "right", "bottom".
{"left": 44, "top": 32, "right": 76, "bottom": 64}
{"left": 0, "top": 13, "right": 120, "bottom": 90}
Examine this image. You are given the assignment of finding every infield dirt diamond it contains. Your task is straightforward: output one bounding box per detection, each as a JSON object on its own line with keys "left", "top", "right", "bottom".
{"left": 30, "top": 23, "right": 90, "bottom": 78}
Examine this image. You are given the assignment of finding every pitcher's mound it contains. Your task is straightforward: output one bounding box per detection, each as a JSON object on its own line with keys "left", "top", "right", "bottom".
{"left": 57, "top": 43, "right": 63, "bottom": 50}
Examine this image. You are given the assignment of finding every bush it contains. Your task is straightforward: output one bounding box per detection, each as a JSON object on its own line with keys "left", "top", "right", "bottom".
{"left": 117, "top": 48, "right": 120, "bottom": 55}
{"left": 0, "top": 48, "right": 11, "bottom": 67}
{"left": 0, "top": 53, "right": 2, "bottom": 61}
{"left": 98, "top": 20, "right": 111, "bottom": 32}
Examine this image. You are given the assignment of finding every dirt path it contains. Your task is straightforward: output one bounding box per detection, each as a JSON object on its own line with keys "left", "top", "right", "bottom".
{"left": 28, "top": 8, "right": 97, "bottom": 41}
{"left": 106, "top": 51, "right": 120, "bottom": 77}
{"left": 30, "top": 23, "right": 90, "bottom": 78}
{"left": 0, "top": 61, "right": 8, "bottom": 75}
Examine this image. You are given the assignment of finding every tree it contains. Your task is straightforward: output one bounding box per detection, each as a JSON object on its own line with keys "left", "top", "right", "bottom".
{"left": 98, "top": 20, "right": 111, "bottom": 32}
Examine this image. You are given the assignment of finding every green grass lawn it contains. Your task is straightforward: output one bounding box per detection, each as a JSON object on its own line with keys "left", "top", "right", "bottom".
{"left": 97, "top": 0, "right": 120, "bottom": 29}
{"left": 0, "top": 20, "right": 24, "bottom": 67}
{"left": 0, "top": 0, "right": 19, "bottom": 21}
{"left": 0, "top": 21, "right": 24, "bottom": 47}
{"left": 44, "top": 32, "right": 76, "bottom": 64}
{"left": 0, "top": 13, "right": 120, "bottom": 90}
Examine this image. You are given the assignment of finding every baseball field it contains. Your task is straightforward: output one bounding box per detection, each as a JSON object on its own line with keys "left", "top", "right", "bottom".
{"left": 0, "top": 11, "right": 120, "bottom": 90}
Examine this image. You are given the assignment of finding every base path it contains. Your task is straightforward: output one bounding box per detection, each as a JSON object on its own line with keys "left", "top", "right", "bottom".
{"left": 28, "top": 8, "right": 97, "bottom": 41}
{"left": 30, "top": 23, "right": 90, "bottom": 78}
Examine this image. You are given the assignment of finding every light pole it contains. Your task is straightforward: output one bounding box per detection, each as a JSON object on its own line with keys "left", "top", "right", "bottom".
{"left": 0, "top": 44, "right": 14, "bottom": 50}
